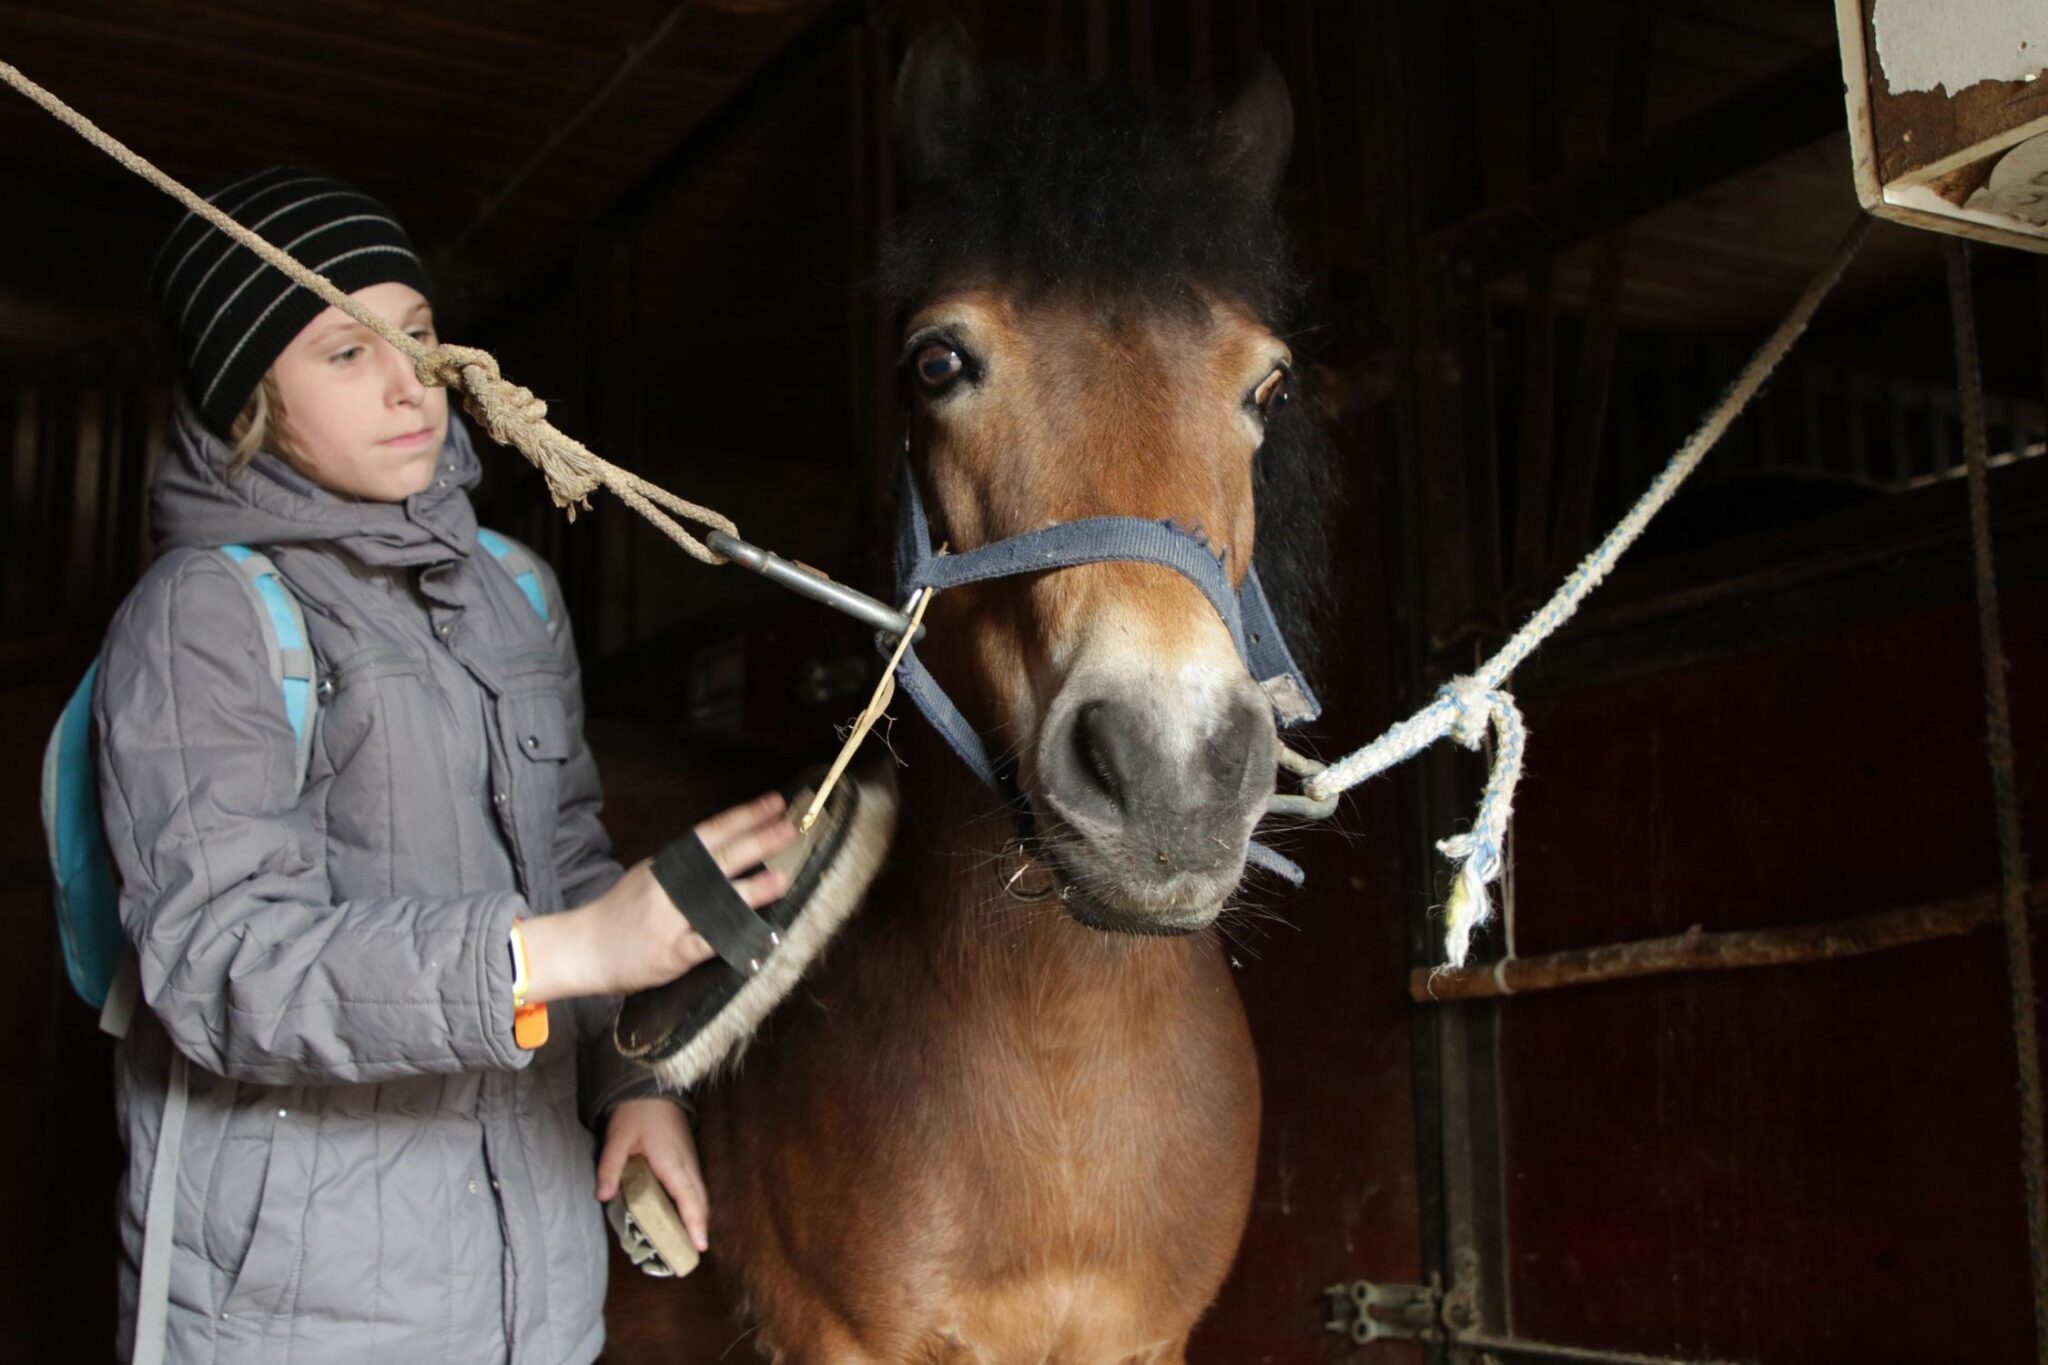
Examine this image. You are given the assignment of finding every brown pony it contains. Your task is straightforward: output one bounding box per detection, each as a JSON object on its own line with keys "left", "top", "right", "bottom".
{"left": 692, "top": 27, "right": 1334, "bottom": 1363}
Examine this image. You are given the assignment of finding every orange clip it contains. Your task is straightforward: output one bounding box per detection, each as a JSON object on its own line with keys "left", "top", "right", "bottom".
{"left": 514, "top": 1000, "right": 550, "bottom": 1050}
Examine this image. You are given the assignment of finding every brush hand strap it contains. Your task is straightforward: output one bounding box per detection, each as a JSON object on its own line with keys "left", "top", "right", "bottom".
{"left": 650, "top": 832, "right": 776, "bottom": 975}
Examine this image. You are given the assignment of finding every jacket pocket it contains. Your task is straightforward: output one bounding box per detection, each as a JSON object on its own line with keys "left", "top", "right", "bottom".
{"left": 317, "top": 645, "right": 428, "bottom": 775}
{"left": 502, "top": 688, "right": 570, "bottom": 763}
{"left": 218, "top": 1100, "right": 312, "bottom": 1322}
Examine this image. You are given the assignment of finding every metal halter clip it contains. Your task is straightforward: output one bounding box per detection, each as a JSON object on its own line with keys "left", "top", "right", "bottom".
{"left": 706, "top": 530, "right": 925, "bottom": 643}
{"left": 1266, "top": 741, "right": 1339, "bottom": 821}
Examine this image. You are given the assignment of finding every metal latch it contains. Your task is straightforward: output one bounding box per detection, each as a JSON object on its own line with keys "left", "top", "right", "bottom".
{"left": 1322, "top": 1275, "right": 1443, "bottom": 1344}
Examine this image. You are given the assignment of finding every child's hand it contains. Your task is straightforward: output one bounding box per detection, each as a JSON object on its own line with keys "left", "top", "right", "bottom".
{"left": 522, "top": 791, "right": 797, "bottom": 1000}
{"left": 597, "top": 1097, "right": 709, "bottom": 1253}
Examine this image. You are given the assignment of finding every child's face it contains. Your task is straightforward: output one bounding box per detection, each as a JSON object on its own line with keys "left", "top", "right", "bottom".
{"left": 270, "top": 281, "right": 450, "bottom": 503}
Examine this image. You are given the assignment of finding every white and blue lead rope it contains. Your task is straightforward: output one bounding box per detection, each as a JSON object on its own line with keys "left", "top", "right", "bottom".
{"left": 1303, "top": 218, "right": 1873, "bottom": 966}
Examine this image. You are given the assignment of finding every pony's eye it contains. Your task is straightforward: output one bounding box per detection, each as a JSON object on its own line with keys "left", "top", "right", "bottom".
{"left": 1252, "top": 366, "right": 1292, "bottom": 418}
{"left": 914, "top": 343, "right": 966, "bottom": 395}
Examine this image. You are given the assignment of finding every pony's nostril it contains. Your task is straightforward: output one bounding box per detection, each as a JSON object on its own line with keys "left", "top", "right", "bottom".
{"left": 1205, "top": 700, "right": 1266, "bottom": 792}
{"left": 1071, "top": 700, "right": 1128, "bottom": 810}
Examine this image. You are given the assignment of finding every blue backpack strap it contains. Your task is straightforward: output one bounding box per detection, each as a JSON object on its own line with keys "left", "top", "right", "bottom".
{"left": 476, "top": 528, "right": 554, "bottom": 625}
{"left": 218, "top": 545, "right": 317, "bottom": 790}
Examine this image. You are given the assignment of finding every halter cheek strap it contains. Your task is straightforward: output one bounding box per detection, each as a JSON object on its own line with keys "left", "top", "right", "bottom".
{"left": 887, "top": 453, "right": 1320, "bottom": 886}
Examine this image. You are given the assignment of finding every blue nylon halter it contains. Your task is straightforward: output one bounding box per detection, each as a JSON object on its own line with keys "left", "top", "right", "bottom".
{"left": 887, "top": 452, "right": 1320, "bottom": 885}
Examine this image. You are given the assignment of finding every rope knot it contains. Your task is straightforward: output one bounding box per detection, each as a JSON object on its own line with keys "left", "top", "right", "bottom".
{"left": 419, "top": 343, "right": 602, "bottom": 513}
{"left": 1439, "top": 675, "right": 1498, "bottom": 748}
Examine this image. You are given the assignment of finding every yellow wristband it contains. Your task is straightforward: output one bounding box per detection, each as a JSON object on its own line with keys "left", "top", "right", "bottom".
{"left": 508, "top": 919, "right": 533, "bottom": 1009}
{"left": 508, "top": 918, "right": 548, "bottom": 1049}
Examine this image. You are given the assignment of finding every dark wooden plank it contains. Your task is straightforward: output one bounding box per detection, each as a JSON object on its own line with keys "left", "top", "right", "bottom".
{"left": 1500, "top": 583, "right": 2048, "bottom": 1360}
{"left": 1519, "top": 453, "right": 2048, "bottom": 698}
{"left": 1084, "top": 0, "right": 1109, "bottom": 75}
{"left": 1044, "top": 0, "right": 1068, "bottom": 70}
{"left": 1510, "top": 0, "right": 1561, "bottom": 596}
{"left": 467, "top": 0, "right": 868, "bottom": 333}
{"left": 1425, "top": 48, "right": 1844, "bottom": 282}
{"left": 1185, "top": 0, "right": 1213, "bottom": 88}
{"left": 1128, "top": 0, "right": 1155, "bottom": 85}
{"left": 1549, "top": 0, "right": 1652, "bottom": 572}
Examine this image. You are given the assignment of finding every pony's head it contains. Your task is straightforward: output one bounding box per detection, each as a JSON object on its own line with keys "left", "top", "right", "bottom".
{"left": 887, "top": 24, "right": 1335, "bottom": 935}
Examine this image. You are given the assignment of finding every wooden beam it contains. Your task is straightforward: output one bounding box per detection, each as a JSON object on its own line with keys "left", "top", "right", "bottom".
{"left": 1424, "top": 49, "right": 1845, "bottom": 282}
{"left": 1412, "top": 880, "right": 2048, "bottom": 1003}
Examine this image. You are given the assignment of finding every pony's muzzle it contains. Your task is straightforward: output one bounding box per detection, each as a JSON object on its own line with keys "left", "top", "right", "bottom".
{"left": 1035, "top": 684, "right": 1277, "bottom": 925}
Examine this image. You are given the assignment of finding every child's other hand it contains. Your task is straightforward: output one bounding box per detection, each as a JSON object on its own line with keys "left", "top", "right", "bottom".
{"left": 597, "top": 1097, "right": 709, "bottom": 1252}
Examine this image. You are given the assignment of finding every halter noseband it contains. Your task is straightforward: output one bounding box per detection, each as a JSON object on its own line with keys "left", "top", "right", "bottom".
{"left": 886, "top": 449, "right": 1323, "bottom": 886}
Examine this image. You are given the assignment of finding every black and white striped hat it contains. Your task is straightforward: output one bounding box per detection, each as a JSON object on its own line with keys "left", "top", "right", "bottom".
{"left": 150, "top": 166, "right": 432, "bottom": 439}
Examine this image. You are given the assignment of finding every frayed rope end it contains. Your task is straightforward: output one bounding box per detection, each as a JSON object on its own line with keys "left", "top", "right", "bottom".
{"left": 1437, "top": 832, "right": 1500, "bottom": 969}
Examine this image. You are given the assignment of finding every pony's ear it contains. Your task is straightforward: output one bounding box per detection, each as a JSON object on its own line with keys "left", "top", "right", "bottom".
{"left": 1216, "top": 57, "right": 1293, "bottom": 205}
{"left": 895, "top": 19, "right": 987, "bottom": 190}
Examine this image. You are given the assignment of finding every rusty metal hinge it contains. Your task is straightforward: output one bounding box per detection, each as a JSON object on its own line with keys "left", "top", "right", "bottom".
{"left": 1321, "top": 1275, "right": 1443, "bottom": 1344}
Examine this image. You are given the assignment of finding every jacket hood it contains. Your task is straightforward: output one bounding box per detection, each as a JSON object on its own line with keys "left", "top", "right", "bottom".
{"left": 151, "top": 392, "right": 487, "bottom": 567}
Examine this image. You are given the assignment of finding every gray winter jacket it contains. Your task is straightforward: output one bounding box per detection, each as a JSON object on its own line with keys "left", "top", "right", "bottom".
{"left": 95, "top": 400, "right": 663, "bottom": 1364}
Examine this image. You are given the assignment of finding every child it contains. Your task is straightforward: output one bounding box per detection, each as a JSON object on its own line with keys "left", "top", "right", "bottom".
{"left": 97, "top": 166, "right": 792, "bottom": 1363}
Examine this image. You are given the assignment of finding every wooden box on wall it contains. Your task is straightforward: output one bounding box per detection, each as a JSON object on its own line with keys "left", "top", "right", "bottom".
{"left": 1836, "top": 0, "right": 2048, "bottom": 250}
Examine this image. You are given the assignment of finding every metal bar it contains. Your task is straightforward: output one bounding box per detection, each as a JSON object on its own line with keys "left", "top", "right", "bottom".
{"left": 1411, "top": 879, "right": 2048, "bottom": 1003}
{"left": 1948, "top": 237, "right": 2048, "bottom": 1365}
{"left": 706, "top": 530, "right": 921, "bottom": 641}
{"left": 1453, "top": 1332, "right": 1750, "bottom": 1365}
{"left": 1351, "top": 4, "right": 1455, "bottom": 1357}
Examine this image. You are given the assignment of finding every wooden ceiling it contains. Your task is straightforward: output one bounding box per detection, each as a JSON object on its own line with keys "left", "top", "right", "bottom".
{"left": 0, "top": 0, "right": 835, "bottom": 365}
{"left": 1462, "top": 0, "right": 1940, "bottom": 331}
{"left": 0, "top": 0, "right": 1964, "bottom": 371}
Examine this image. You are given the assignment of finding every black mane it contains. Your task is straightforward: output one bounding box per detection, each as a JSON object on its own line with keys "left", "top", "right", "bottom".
{"left": 885, "top": 62, "right": 1341, "bottom": 684}
{"left": 881, "top": 68, "right": 1299, "bottom": 320}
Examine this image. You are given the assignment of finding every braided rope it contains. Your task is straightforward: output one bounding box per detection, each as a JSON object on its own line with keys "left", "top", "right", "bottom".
{"left": 0, "top": 60, "right": 738, "bottom": 564}
{"left": 1305, "top": 217, "right": 1873, "bottom": 964}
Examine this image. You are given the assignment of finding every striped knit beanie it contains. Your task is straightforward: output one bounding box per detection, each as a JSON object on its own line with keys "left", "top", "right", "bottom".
{"left": 150, "top": 166, "right": 432, "bottom": 439}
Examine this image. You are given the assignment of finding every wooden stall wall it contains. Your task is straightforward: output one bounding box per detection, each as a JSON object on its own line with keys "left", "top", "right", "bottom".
{"left": 1395, "top": 2, "right": 2048, "bottom": 1360}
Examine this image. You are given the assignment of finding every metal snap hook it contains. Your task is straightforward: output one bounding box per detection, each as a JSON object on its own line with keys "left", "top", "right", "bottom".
{"left": 1266, "top": 741, "right": 1340, "bottom": 821}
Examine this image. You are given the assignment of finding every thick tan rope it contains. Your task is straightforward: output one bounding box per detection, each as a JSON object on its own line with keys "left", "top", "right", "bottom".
{"left": 0, "top": 60, "right": 738, "bottom": 564}
{"left": 1947, "top": 238, "right": 2048, "bottom": 1363}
